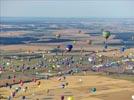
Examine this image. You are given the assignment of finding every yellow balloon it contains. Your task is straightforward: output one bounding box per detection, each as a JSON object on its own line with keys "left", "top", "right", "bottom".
{"left": 67, "top": 96, "right": 74, "bottom": 100}
{"left": 52, "top": 65, "right": 56, "bottom": 68}
{"left": 73, "top": 40, "right": 76, "bottom": 44}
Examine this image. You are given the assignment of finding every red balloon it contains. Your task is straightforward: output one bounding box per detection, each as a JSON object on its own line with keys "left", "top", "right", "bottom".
{"left": 32, "top": 78, "right": 37, "bottom": 83}
{"left": 13, "top": 79, "right": 15, "bottom": 83}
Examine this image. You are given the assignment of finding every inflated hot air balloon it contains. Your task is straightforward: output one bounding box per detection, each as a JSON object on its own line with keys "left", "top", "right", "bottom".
{"left": 88, "top": 57, "right": 93, "bottom": 62}
{"left": 67, "top": 96, "right": 74, "bottom": 100}
{"left": 56, "top": 34, "right": 61, "bottom": 39}
{"left": 6, "top": 62, "right": 10, "bottom": 66}
{"left": 22, "top": 96, "right": 26, "bottom": 100}
{"left": 86, "top": 40, "right": 92, "bottom": 45}
{"left": 102, "top": 31, "right": 111, "bottom": 40}
{"left": 61, "top": 95, "right": 64, "bottom": 100}
{"left": 90, "top": 87, "right": 96, "bottom": 93}
{"left": 37, "top": 81, "right": 41, "bottom": 87}
{"left": 66, "top": 45, "right": 73, "bottom": 52}
{"left": 120, "top": 46, "right": 126, "bottom": 52}
{"left": 73, "top": 40, "right": 76, "bottom": 45}
{"left": 57, "top": 45, "right": 61, "bottom": 48}
{"left": 132, "top": 95, "right": 134, "bottom": 100}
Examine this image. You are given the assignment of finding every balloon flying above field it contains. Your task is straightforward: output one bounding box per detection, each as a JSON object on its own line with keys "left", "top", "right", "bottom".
{"left": 66, "top": 45, "right": 73, "bottom": 52}
{"left": 102, "top": 31, "right": 111, "bottom": 40}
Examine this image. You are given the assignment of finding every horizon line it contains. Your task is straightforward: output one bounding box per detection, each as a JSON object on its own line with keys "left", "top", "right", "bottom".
{"left": 1, "top": 16, "right": 134, "bottom": 19}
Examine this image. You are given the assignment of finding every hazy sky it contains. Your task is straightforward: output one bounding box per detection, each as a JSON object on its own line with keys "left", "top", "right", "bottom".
{"left": 1, "top": 0, "right": 134, "bottom": 18}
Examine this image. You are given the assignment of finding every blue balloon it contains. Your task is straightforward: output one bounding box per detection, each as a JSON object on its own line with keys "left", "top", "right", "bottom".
{"left": 66, "top": 45, "right": 73, "bottom": 51}
{"left": 120, "top": 47, "right": 126, "bottom": 52}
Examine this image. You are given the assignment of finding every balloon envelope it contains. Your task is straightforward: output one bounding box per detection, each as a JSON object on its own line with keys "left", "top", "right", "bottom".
{"left": 120, "top": 47, "right": 126, "bottom": 52}
{"left": 66, "top": 45, "right": 73, "bottom": 51}
{"left": 90, "top": 88, "right": 96, "bottom": 93}
{"left": 132, "top": 95, "right": 134, "bottom": 100}
{"left": 88, "top": 57, "right": 93, "bottom": 62}
{"left": 87, "top": 40, "right": 92, "bottom": 45}
{"left": 73, "top": 40, "right": 76, "bottom": 44}
{"left": 67, "top": 96, "right": 74, "bottom": 100}
{"left": 102, "top": 31, "right": 111, "bottom": 39}
{"left": 56, "top": 34, "right": 61, "bottom": 39}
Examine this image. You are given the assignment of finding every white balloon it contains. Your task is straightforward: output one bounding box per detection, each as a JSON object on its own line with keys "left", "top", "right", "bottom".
{"left": 99, "top": 54, "right": 102, "bottom": 57}
{"left": 88, "top": 57, "right": 93, "bottom": 62}
{"left": 48, "top": 70, "right": 51, "bottom": 73}
{"left": 132, "top": 95, "right": 134, "bottom": 100}
{"left": 79, "top": 78, "right": 82, "bottom": 82}
{"left": 6, "top": 62, "right": 10, "bottom": 66}
{"left": 23, "top": 88, "right": 26, "bottom": 92}
{"left": 57, "top": 65, "right": 60, "bottom": 68}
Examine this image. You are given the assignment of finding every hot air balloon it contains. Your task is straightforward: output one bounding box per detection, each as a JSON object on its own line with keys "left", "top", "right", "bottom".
{"left": 88, "top": 57, "right": 93, "bottom": 62}
{"left": 120, "top": 46, "right": 126, "bottom": 52}
{"left": 90, "top": 87, "right": 96, "bottom": 93}
{"left": 102, "top": 31, "right": 111, "bottom": 50}
{"left": 37, "top": 81, "right": 41, "bottom": 87}
{"left": 20, "top": 81, "right": 24, "bottom": 86}
{"left": 12, "top": 92, "right": 16, "bottom": 98}
{"left": 56, "top": 34, "right": 61, "bottom": 39}
{"left": 67, "top": 96, "right": 74, "bottom": 100}
{"left": 132, "top": 95, "right": 134, "bottom": 100}
{"left": 61, "top": 95, "right": 64, "bottom": 100}
{"left": 22, "top": 96, "right": 26, "bottom": 100}
{"left": 6, "top": 62, "right": 10, "bottom": 66}
{"left": 86, "top": 40, "right": 92, "bottom": 45}
{"left": 32, "top": 78, "right": 37, "bottom": 83}
{"left": 66, "top": 45, "right": 73, "bottom": 52}
{"left": 7, "top": 96, "right": 11, "bottom": 100}
{"left": 57, "top": 45, "right": 61, "bottom": 48}
{"left": 102, "top": 31, "right": 111, "bottom": 40}
{"left": 73, "top": 40, "right": 76, "bottom": 45}
{"left": 13, "top": 79, "right": 15, "bottom": 83}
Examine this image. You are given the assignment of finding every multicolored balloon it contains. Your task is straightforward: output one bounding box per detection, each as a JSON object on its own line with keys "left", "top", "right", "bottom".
{"left": 90, "top": 87, "right": 96, "bottom": 93}
{"left": 66, "top": 45, "right": 73, "bottom": 52}
{"left": 102, "top": 31, "right": 111, "bottom": 40}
